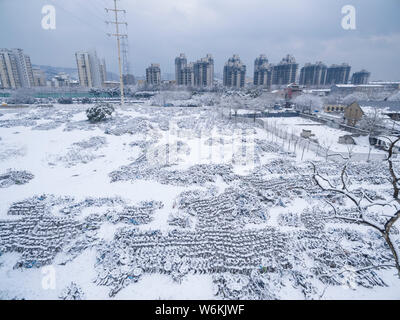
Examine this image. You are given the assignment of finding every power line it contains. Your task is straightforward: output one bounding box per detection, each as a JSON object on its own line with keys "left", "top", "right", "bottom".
{"left": 105, "top": 0, "right": 127, "bottom": 106}
{"left": 87, "top": 0, "right": 109, "bottom": 19}
{"left": 80, "top": 1, "right": 107, "bottom": 24}
{"left": 47, "top": 0, "right": 108, "bottom": 34}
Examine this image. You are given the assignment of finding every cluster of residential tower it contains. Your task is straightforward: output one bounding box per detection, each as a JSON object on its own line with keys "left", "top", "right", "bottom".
{"left": 144, "top": 53, "right": 370, "bottom": 89}
{"left": 0, "top": 48, "right": 372, "bottom": 90}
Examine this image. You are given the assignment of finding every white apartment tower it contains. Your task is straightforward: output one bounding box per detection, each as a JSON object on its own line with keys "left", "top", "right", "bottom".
{"left": 193, "top": 54, "right": 214, "bottom": 87}
{"left": 175, "top": 53, "right": 214, "bottom": 87}
{"left": 32, "top": 68, "right": 47, "bottom": 87}
{"left": 175, "top": 53, "right": 187, "bottom": 85}
{"left": 253, "top": 54, "right": 272, "bottom": 88}
{"left": 0, "top": 49, "right": 19, "bottom": 89}
{"left": 181, "top": 63, "right": 194, "bottom": 86}
{"left": 75, "top": 50, "right": 106, "bottom": 88}
{"left": 146, "top": 64, "right": 161, "bottom": 85}
{"left": 0, "top": 48, "right": 34, "bottom": 89}
{"left": 223, "top": 55, "right": 246, "bottom": 88}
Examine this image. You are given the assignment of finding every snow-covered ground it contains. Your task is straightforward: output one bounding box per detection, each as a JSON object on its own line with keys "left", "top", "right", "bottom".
{"left": 0, "top": 103, "right": 399, "bottom": 300}
{"left": 261, "top": 116, "right": 386, "bottom": 155}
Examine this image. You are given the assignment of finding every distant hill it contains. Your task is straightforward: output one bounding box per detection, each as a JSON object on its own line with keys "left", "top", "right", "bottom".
{"left": 32, "top": 64, "right": 119, "bottom": 82}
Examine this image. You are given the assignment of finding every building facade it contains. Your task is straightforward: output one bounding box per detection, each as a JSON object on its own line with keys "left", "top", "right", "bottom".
{"left": 223, "top": 55, "right": 246, "bottom": 88}
{"left": 351, "top": 70, "right": 370, "bottom": 85}
{"left": 51, "top": 72, "right": 70, "bottom": 87}
{"left": 13, "top": 49, "right": 34, "bottom": 88}
{"left": 325, "top": 63, "right": 351, "bottom": 85}
{"left": 0, "top": 49, "right": 20, "bottom": 89}
{"left": 32, "top": 68, "right": 47, "bottom": 87}
{"left": 99, "top": 58, "right": 107, "bottom": 86}
{"left": 272, "top": 54, "right": 298, "bottom": 86}
{"left": 0, "top": 48, "right": 34, "bottom": 89}
{"left": 175, "top": 53, "right": 213, "bottom": 87}
{"left": 193, "top": 54, "right": 214, "bottom": 87}
{"left": 299, "top": 62, "right": 327, "bottom": 87}
{"left": 253, "top": 54, "right": 272, "bottom": 87}
{"left": 181, "top": 64, "right": 194, "bottom": 86}
{"left": 344, "top": 102, "right": 364, "bottom": 126}
{"left": 146, "top": 63, "right": 161, "bottom": 85}
{"left": 175, "top": 53, "right": 187, "bottom": 86}
{"left": 75, "top": 51, "right": 106, "bottom": 88}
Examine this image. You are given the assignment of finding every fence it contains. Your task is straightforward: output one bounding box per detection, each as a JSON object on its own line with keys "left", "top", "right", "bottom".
{"left": 233, "top": 116, "right": 390, "bottom": 162}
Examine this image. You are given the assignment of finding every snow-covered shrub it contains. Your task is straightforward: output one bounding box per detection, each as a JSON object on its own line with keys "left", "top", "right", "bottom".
{"left": 0, "top": 170, "right": 34, "bottom": 188}
{"left": 57, "top": 97, "right": 73, "bottom": 104}
{"left": 59, "top": 282, "right": 85, "bottom": 300}
{"left": 72, "top": 136, "right": 107, "bottom": 150}
{"left": 7, "top": 89, "right": 35, "bottom": 104}
{"left": 168, "top": 212, "right": 190, "bottom": 228}
{"left": 86, "top": 103, "right": 115, "bottom": 123}
{"left": 278, "top": 212, "right": 301, "bottom": 227}
{"left": 80, "top": 97, "right": 92, "bottom": 104}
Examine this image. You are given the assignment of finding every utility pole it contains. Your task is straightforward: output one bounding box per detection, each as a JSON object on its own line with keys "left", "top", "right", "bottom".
{"left": 105, "top": 0, "right": 127, "bottom": 106}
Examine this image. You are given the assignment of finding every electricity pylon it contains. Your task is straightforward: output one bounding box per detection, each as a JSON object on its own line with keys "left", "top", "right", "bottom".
{"left": 121, "top": 36, "right": 131, "bottom": 82}
{"left": 105, "top": 0, "right": 127, "bottom": 106}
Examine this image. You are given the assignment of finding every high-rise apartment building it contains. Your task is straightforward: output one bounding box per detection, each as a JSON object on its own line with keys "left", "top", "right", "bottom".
{"left": 253, "top": 54, "right": 272, "bottom": 87}
{"left": 181, "top": 63, "right": 194, "bottom": 86}
{"left": 325, "top": 63, "right": 351, "bottom": 85}
{"left": 51, "top": 73, "right": 70, "bottom": 87}
{"left": 175, "top": 53, "right": 213, "bottom": 87}
{"left": 146, "top": 63, "right": 161, "bottom": 85}
{"left": 351, "top": 70, "right": 370, "bottom": 85}
{"left": 100, "top": 58, "right": 107, "bottom": 85}
{"left": 75, "top": 50, "right": 106, "bottom": 88}
{"left": 299, "top": 62, "right": 327, "bottom": 87}
{"left": 13, "top": 49, "right": 34, "bottom": 88}
{"left": 175, "top": 53, "right": 187, "bottom": 85}
{"left": 0, "top": 48, "right": 34, "bottom": 89}
{"left": 32, "top": 68, "right": 47, "bottom": 87}
{"left": 0, "top": 49, "right": 20, "bottom": 89}
{"left": 272, "top": 54, "right": 298, "bottom": 86}
{"left": 223, "top": 55, "right": 246, "bottom": 88}
{"left": 193, "top": 54, "right": 214, "bottom": 87}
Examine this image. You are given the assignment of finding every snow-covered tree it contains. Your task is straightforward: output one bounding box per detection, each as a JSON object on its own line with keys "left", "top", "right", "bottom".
{"left": 388, "top": 91, "right": 400, "bottom": 102}
{"left": 357, "top": 108, "right": 386, "bottom": 161}
{"left": 342, "top": 92, "right": 369, "bottom": 105}
{"left": 293, "top": 94, "right": 323, "bottom": 112}
{"left": 311, "top": 136, "right": 400, "bottom": 277}
{"left": 57, "top": 97, "right": 73, "bottom": 104}
{"left": 7, "top": 89, "right": 35, "bottom": 104}
{"left": 86, "top": 103, "right": 115, "bottom": 122}
{"left": 358, "top": 108, "right": 385, "bottom": 135}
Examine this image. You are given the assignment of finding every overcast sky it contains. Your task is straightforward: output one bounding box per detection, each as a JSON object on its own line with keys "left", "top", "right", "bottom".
{"left": 0, "top": 0, "right": 399, "bottom": 80}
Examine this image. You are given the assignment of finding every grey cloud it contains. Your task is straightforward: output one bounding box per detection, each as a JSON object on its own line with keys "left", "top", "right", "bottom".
{"left": 0, "top": 0, "right": 399, "bottom": 80}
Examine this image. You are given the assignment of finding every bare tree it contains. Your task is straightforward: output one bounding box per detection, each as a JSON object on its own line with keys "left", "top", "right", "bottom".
{"left": 311, "top": 136, "right": 400, "bottom": 277}
{"left": 358, "top": 108, "right": 385, "bottom": 162}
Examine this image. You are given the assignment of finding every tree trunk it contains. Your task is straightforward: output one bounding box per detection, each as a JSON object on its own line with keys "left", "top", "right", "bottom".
{"left": 383, "top": 232, "right": 400, "bottom": 278}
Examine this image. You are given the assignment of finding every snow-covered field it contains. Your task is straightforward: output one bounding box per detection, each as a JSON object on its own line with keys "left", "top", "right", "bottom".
{"left": 0, "top": 103, "right": 399, "bottom": 300}
{"left": 261, "top": 116, "right": 386, "bottom": 155}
